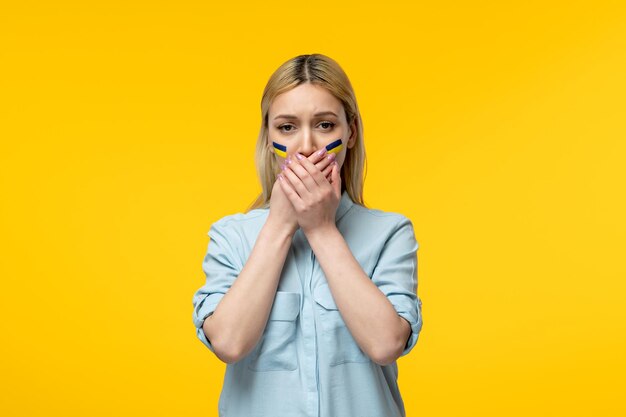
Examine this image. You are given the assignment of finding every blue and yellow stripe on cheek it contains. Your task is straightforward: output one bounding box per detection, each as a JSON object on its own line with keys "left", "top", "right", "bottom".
{"left": 325, "top": 138, "right": 343, "bottom": 155}
{"left": 272, "top": 141, "right": 287, "bottom": 158}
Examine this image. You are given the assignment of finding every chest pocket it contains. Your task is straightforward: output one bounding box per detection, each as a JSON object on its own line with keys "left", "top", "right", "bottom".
{"left": 247, "top": 291, "right": 300, "bottom": 372}
{"left": 313, "top": 283, "right": 371, "bottom": 366}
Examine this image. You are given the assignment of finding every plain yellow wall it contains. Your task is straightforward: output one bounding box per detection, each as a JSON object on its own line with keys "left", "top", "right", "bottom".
{"left": 1, "top": 1, "right": 624, "bottom": 416}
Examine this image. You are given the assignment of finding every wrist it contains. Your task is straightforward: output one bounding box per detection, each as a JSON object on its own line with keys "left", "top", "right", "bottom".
{"left": 303, "top": 223, "right": 339, "bottom": 244}
{"left": 264, "top": 216, "right": 297, "bottom": 241}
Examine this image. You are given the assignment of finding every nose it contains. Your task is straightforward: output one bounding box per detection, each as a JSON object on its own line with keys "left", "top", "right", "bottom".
{"left": 296, "top": 130, "right": 318, "bottom": 158}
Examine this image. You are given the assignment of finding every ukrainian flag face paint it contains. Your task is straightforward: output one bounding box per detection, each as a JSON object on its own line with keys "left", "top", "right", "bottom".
{"left": 272, "top": 141, "right": 287, "bottom": 158}
{"left": 272, "top": 138, "right": 344, "bottom": 158}
{"left": 325, "top": 138, "right": 343, "bottom": 155}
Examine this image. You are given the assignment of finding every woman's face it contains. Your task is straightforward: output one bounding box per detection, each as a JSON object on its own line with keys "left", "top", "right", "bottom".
{"left": 267, "top": 83, "right": 356, "bottom": 172}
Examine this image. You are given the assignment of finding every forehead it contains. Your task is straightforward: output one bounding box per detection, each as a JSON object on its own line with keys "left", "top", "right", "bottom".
{"left": 270, "top": 83, "right": 343, "bottom": 117}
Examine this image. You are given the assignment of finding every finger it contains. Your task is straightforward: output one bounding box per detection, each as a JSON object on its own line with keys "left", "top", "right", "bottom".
{"left": 309, "top": 149, "right": 336, "bottom": 173}
{"left": 286, "top": 155, "right": 319, "bottom": 194}
{"left": 315, "top": 158, "right": 334, "bottom": 186}
{"left": 307, "top": 147, "right": 329, "bottom": 164}
{"left": 295, "top": 152, "right": 334, "bottom": 189}
{"left": 331, "top": 162, "right": 341, "bottom": 196}
{"left": 322, "top": 164, "right": 332, "bottom": 179}
{"left": 277, "top": 173, "right": 302, "bottom": 207}
{"left": 282, "top": 161, "right": 310, "bottom": 199}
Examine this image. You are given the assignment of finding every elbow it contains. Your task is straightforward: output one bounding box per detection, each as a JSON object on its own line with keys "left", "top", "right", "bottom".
{"left": 209, "top": 335, "right": 244, "bottom": 364}
{"left": 202, "top": 317, "right": 244, "bottom": 364}
{"left": 370, "top": 322, "right": 409, "bottom": 366}
{"left": 369, "top": 342, "right": 403, "bottom": 366}
{"left": 214, "top": 343, "right": 242, "bottom": 364}
{"left": 371, "top": 349, "right": 400, "bottom": 367}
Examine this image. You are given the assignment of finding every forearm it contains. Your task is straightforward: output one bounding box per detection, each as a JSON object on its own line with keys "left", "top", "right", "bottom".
{"left": 203, "top": 219, "right": 294, "bottom": 363}
{"left": 306, "top": 226, "right": 406, "bottom": 365}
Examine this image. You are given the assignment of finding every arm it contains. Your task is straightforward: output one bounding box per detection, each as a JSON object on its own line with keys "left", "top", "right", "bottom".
{"left": 306, "top": 217, "right": 422, "bottom": 366}
{"left": 192, "top": 218, "right": 294, "bottom": 364}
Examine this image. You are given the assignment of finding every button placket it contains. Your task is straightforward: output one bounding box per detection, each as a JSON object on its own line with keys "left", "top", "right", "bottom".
{"left": 293, "top": 229, "right": 320, "bottom": 397}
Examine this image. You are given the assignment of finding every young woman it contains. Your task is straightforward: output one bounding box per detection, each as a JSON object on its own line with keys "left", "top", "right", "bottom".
{"left": 192, "top": 53, "right": 423, "bottom": 417}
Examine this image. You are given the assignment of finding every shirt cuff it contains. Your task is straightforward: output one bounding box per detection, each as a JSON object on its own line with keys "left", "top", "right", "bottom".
{"left": 394, "top": 297, "right": 423, "bottom": 357}
{"left": 193, "top": 293, "right": 225, "bottom": 353}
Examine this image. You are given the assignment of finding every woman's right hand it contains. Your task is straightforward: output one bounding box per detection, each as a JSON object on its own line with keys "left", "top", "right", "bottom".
{"left": 268, "top": 149, "right": 336, "bottom": 236}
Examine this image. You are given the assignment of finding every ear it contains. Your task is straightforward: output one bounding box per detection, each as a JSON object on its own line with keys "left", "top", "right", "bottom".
{"left": 267, "top": 136, "right": 276, "bottom": 154}
{"left": 347, "top": 118, "right": 357, "bottom": 149}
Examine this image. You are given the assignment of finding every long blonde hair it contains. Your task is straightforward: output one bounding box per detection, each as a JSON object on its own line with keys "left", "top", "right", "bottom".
{"left": 246, "top": 54, "right": 368, "bottom": 212}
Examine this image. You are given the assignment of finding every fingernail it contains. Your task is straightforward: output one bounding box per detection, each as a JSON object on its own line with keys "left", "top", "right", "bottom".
{"left": 281, "top": 163, "right": 286, "bottom": 170}
{"left": 317, "top": 148, "right": 327, "bottom": 156}
{"left": 295, "top": 153, "right": 303, "bottom": 160}
{"left": 327, "top": 153, "right": 336, "bottom": 161}
{"left": 286, "top": 157, "right": 291, "bottom": 164}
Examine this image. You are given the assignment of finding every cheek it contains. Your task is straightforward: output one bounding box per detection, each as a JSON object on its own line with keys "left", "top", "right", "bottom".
{"left": 333, "top": 155, "right": 345, "bottom": 171}
{"left": 270, "top": 151, "right": 286, "bottom": 167}
{"left": 339, "top": 150, "right": 348, "bottom": 165}
{"left": 270, "top": 140, "right": 289, "bottom": 159}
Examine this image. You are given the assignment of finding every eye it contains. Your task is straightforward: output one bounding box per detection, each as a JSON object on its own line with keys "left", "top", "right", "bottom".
{"left": 319, "top": 121, "right": 335, "bottom": 130}
{"left": 278, "top": 124, "right": 295, "bottom": 133}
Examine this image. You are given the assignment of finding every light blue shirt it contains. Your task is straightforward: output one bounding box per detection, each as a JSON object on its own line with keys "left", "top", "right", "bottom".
{"left": 192, "top": 190, "right": 423, "bottom": 417}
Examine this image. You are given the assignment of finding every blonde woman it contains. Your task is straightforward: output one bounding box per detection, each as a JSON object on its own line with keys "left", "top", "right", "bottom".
{"left": 192, "top": 53, "right": 423, "bottom": 417}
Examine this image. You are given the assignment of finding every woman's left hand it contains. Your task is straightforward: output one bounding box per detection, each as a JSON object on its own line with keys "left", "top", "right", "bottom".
{"left": 278, "top": 152, "right": 341, "bottom": 236}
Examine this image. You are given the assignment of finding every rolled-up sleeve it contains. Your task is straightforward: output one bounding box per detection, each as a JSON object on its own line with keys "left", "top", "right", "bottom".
{"left": 192, "top": 219, "right": 241, "bottom": 353}
{"left": 371, "top": 215, "right": 423, "bottom": 358}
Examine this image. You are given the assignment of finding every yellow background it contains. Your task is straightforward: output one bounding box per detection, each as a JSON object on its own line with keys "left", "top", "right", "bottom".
{"left": 1, "top": 1, "right": 625, "bottom": 416}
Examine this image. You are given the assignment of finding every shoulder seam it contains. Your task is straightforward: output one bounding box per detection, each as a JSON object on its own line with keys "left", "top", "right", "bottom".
{"left": 361, "top": 208, "right": 406, "bottom": 219}
{"left": 211, "top": 210, "right": 267, "bottom": 228}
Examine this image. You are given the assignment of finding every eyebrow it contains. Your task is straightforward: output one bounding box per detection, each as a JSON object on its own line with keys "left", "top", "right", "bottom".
{"left": 273, "top": 111, "right": 339, "bottom": 120}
